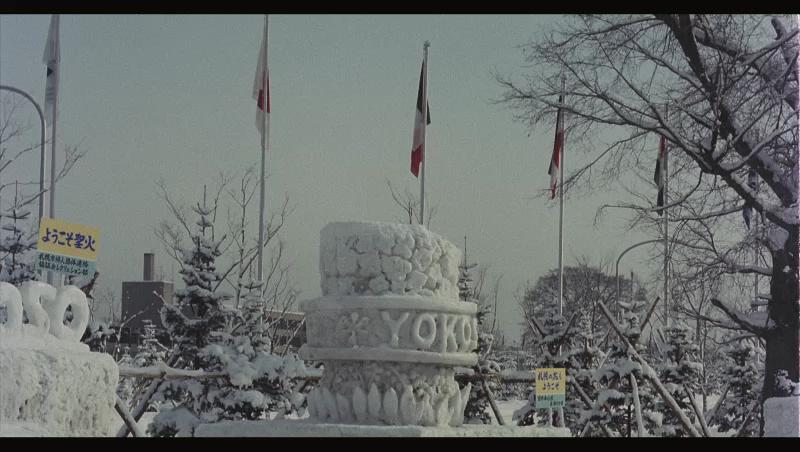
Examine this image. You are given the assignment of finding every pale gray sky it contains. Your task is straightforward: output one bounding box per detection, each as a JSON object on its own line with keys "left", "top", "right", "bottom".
{"left": 0, "top": 15, "right": 651, "bottom": 342}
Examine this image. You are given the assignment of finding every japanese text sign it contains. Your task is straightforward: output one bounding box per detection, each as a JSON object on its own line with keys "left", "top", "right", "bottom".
{"left": 36, "top": 218, "right": 99, "bottom": 278}
{"left": 37, "top": 218, "right": 99, "bottom": 261}
{"left": 535, "top": 367, "right": 566, "bottom": 409}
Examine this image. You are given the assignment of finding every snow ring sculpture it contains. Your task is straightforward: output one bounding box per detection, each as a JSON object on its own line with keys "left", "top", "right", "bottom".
{"left": 44, "top": 286, "right": 90, "bottom": 342}
{"left": 18, "top": 281, "right": 54, "bottom": 334}
{"left": 0, "top": 282, "right": 89, "bottom": 343}
{"left": 301, "top": 222, "right": 476, "bottom": 427}
{"left": 0, "top": 282, "right": 24, "bottom": 330}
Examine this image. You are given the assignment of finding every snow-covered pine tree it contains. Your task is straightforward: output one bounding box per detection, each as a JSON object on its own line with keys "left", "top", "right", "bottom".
{"left": 457, "top": 245, "right": 477, "bottom": 303}
{"left": 567, "top": 311, "right": 605, "bottom": 435}
{"left": 654, "top": 324, "right": 703, "bottom": 437}
{"left": 585, "top": 300, "right": 661, "bottom": 437}
{"left": 238, "top": 280, "right": 270, "bottom": 352}
{"left": 458, "top": 237, "right": 497, "bottom": 424}
{"left": 513, "top": 303, "right": 586, "bottom": 431}
{"left": 150, "top": 193, "right": 231, "bottom": 436}
{"left": 712, "top": 340, "right": 762, "bottom": 436}
{"left": 150, "top": 190, "right": 306, "bottom": 436}
{"left": 135, "top": 320, "right": 167, "bottom": 367}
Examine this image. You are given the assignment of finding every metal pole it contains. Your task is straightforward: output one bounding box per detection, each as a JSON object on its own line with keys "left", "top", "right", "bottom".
{"left": 558, "top": 75, "right": 565, "bottom": 317}
{"left": 0, "top": 85, "right": 48, "bottom": 227}
{"left": 615, "top": 239, "right": 662, "bottom": 307}
{"left": 663, "top": 132, "right": 669, "bottom": 326}
{"left": 420, "top": 41, "right": 430, "bottom": 226}
{"left": 257, "top": 14, "right": 269, "bottom": 284}
{"left": 630, "top": 270, "right": 634, "bottom": 304}
{"left": 753, "top": 209, "right": 758, "bottom": 311}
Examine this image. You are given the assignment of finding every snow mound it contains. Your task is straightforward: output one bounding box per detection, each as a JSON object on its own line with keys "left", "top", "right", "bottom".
{"left": 764, "top": 396, "right": 800, "bottom": 437}
{"left": 0, "top": 326, "right": 119, "bottom": 437}
{"left": 320, "top": 222, "right": 461, "bottom": 300}
{"left": 195, "top": 419, "right": 571, "bottom": 437}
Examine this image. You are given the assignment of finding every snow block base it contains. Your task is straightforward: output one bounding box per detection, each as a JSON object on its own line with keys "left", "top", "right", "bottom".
{"left": 764, "top": 396, "right": 800, "bottom": 437}
{"left": 0, "top": 328, "right": 119, "bottom": 437}
{"left": 195, "top": 419, "right": 571, "bottom": 437}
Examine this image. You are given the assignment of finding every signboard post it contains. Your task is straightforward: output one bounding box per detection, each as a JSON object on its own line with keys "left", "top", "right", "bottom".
{"left": 36, "top": 218, "right": 99, "bottom": 278}
{"left": 535, "top": 367, "right": 566, "bottom": 409}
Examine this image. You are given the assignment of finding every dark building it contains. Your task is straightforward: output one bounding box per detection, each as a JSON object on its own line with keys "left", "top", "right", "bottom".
{"left": 120, "top": 253, "right": 173, "bottom": 344}
{"left": 266, "top": 309, "right": 306, "bottom": 354}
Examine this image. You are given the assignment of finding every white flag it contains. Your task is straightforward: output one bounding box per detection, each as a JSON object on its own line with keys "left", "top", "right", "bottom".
{"left": 252, "top": 18, "right": 269, "bottom": 137}
{"left": 43, "top": 15, "right": 60, "bottom": 122}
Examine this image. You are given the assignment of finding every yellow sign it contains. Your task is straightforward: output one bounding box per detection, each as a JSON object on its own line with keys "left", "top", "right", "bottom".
{"left": 37, "top": 217, "right": 99, "bottom": 261}
{"left": 535, "top": 368, "right": 566, "bottom": 409}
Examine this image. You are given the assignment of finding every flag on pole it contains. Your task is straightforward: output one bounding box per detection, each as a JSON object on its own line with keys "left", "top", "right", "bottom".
{"left": 547, "top": 94, "right": 565, "bottom": 199}
{"left": 743, "top": 168, "right": 758, "bottom": 229}
{"left": 411, "top": 59, "right": 431, "bottom": 177}
{"left": 654, "top": 135, "right": 666, "bottom": 215}
{"left": 43, "top": 15, "right": 60, "bottom": 122}
{"left": 253, "top": 22, "right": 270, "bottom": 137}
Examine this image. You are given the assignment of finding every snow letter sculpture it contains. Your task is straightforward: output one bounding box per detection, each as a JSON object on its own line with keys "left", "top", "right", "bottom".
{"left": 0, "top": 281, "right": 118, "bottom": 437}
{"left": 301, "top": 222, "right": 478, "bottom": 427}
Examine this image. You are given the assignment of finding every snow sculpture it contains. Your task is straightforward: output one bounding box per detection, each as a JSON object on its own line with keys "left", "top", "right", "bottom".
{"left": 0, "top": 281, "right": 118, "bottom": 436}
{"left": 301, "top": 222, "right": 478, "bottom": 427}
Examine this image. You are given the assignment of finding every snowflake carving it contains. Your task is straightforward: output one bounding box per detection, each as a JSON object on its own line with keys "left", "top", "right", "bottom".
{"left": 338, "top": 312, "right": 370, "bottom": 347}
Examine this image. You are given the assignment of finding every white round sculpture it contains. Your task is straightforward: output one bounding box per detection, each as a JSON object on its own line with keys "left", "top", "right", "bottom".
{"left": 300, "top": 222, "right": 478, "bottom": 427}
{"left": 0, "top": 281, "right": 118, "bottom": 437}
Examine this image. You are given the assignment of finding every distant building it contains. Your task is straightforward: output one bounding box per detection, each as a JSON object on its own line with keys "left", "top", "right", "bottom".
{"left": 265, "top": 309, "right": 306, "bottom": 354}
{"left": 120, "top": 253, "right": 173, "bottom": 345}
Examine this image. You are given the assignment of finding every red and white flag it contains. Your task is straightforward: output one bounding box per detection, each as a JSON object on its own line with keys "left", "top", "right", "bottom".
{"left": 548, "top": 94, "right": 565, "bottom": 199}
{"left": 252, "top": 20, "right": 270, "bottom": 138}
{"left": 411, "top": 59, "right": 431, "bottom": 177}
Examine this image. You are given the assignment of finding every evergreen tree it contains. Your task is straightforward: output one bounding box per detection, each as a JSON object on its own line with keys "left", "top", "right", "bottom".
{"left": 458, "top": 237, "right": 498, "bottom": 424}
{"left": 135, "top": 320, "right": 167, "bottom": 367}
{"left": 566, "top": 312, "right": 605, "bottom": 435}
{"left": 585, "top": 300, "right": 661, "bottom": 437}
{"left": 654, "top": 324, "right": 703, "bottom": 437}
{"left": 150, "top": 192, "right": 306, "bottom": 437}
{"left": 513, "top": 304, "right": 601, "bottom": 433}
{"left": 513, "top": 304, "right": 570, "bottom": 427}
{"left": 712, "top": 341, "right": 762, "bottom": 436}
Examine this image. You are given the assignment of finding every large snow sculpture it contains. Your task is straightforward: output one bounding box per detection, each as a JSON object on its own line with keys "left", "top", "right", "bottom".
{"left": 0, "top": 281, "right": 118, "bottom": 437}
{"left": 301, "top": 222, "right": 478, "bottom": 427}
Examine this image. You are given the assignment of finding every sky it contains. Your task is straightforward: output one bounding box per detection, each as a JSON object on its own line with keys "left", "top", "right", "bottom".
{"left": 0, "top": 14, "right": 653, "bottom": 343}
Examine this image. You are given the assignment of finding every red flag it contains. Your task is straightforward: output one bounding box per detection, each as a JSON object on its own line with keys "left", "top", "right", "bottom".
{"left": 253, "top": 21, "right": 270, "bottom": 137}
{"left": 411, "top": 60, "right": 431, "bottom": 177}
{"left": 548, "top": 94, "right": 565, "bottom": 199}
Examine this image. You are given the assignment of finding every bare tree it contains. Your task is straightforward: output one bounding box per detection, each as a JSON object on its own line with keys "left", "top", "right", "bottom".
{"left": 517, "top": 259, "right": 633, "bottom": 351}
{"left": 0, "top": 94, "right": 86, "bottom": 216}
{"left": 0, "top": 94, "right": 86, "bottom": 284}
{"left": 154, "top": 168, "right": 298, "bottom": 354}
{"left": 386, "top": 178, "right": 439, "bottom": 227}
{"left": 497, "top": 14, "right": 798, "bottom": 398}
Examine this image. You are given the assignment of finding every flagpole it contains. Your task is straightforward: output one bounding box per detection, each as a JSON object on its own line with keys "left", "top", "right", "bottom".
{"left": 420, "top": 41, "right": 430, "bottom": 226}
{"left": 663, "top": 109, "right": 669, "bottom": 327}
{"left": 47, "top": 14, "right": 60, "bottom": 286}
{"left": 257, "top": 14, "right": 269, "bottom": 284}
{"left": 558, "top": 75, "right": 565, "bottom": 317}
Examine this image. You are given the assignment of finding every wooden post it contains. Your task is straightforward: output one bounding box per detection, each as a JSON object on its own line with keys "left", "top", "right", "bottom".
{"left": 569, "top": 376, "right": 616, "bottom": 437}
{"left": 630, "top": 374, "right": 646, "bottom": 437}
{"left": 685, "top": 387, "right": 711, "bottom": 437}
{"left": 481, "top": 377, "right": 506, "bottom": 425}
{"left": 114, "top": 395, "right": 144, "bottom": 438}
